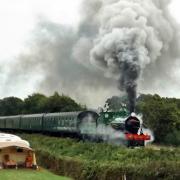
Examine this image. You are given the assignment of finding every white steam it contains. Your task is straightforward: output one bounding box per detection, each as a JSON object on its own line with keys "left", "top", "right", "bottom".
{"left": 137, "top": 114, "right": 155, "bottom": 144}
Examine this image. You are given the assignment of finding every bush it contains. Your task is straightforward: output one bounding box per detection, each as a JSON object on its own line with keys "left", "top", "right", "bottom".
{"left": 164, "top": 130, "right": 180, "bottom": 146}
{"left": 19, "top": 134, "right": 180, "bottom": 180}
{"left": 137, "top": 94, "right": 180, "bottom": 144}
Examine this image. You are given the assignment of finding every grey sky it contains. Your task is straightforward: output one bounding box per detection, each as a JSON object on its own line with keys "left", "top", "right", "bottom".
{"left": 0, "top": 0, "right": 180, "bottom": 107}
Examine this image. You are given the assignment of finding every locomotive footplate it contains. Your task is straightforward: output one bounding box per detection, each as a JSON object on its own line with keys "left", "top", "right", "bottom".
{"left": 125, "top": 133, "right": 151, "bottom": 147}
{"left": 125, "top": 133, "right": 151, "bottom": 141}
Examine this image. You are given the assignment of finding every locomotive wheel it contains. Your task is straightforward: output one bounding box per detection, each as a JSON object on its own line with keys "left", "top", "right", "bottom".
{"left": 82, "top": 134, "right": 89, "bottom": 142}
{"left": 127, "top": 140, "right": 134, "bottom": 148}
{"left": 139, "top": 140, "right": 145, "bottom": 147}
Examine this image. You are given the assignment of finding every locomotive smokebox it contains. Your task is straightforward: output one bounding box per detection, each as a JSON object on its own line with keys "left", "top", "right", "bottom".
{"left": 125, "top": 113, "right": 140, "bottom": 134}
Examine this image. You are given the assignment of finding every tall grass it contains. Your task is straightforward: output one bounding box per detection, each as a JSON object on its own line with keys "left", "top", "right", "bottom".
{"left": 20, "top": 134, "right": 180, "bottom": 180}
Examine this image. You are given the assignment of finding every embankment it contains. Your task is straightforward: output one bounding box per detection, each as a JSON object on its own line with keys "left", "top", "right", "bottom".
{"left": 20, "top": 134, "right": 180, "bottom": 180}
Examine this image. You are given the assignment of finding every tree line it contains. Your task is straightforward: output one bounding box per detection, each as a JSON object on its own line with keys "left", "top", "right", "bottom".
{"left": 0, "top": 92, "right": 179, "bottom": 145}
{"left": 0, "top": 92, "right": 85, "bottom": 116}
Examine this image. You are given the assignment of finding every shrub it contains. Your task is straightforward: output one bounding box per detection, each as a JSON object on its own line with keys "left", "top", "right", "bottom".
{"left": 164, "top": 130, "right": 180, "bottom": 146}
{"left": 20, "top": 134, "right": 180, "bottom": 180}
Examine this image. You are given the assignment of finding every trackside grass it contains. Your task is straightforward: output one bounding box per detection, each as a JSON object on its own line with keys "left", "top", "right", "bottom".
{"left": 0, "top": 169, "right": 72, "bottom": 180}
{"left": 20, "top": 134, "right": 180, "bottom": 180}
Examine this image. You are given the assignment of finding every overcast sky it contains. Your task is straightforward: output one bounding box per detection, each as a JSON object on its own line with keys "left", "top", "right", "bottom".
{"left": 0, "top": 0, "right": 179, "bottom": 105}
{"left": 0, "top": 0, "right": 82, "bottom": 60}
{"left": 0, "top": 0, "right": 178, "bottom": 61}
{"left": 0, "top": 0, "right": 83, "bottom": 100}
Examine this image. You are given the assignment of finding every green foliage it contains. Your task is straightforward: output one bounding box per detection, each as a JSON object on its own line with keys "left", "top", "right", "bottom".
{"left": 43, "top": 92, "right": 83, "bottom": 113}
{"left": 20, "top": 134, "right": 180, "bottom": 180}
{"left": 0, "top": 97, "right": 24, "bottom": 115}
{"left": 105, "top": 96, "right": 129, "bottom": 112}
{"left": 23, "top": 93, "right": 47, "bottom": 114}
{"left": 137, "top": 94, "right": 180, "bottom": 144}
{"left": 0, "top": 92, "right": 84, "bottom": 115}
{"left": 164, "top": 130, "right": 180, "bottom": 146}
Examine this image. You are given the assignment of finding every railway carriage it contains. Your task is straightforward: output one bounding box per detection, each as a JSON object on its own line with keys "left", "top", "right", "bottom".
{"left": 0, "top": 109, "right": 151, "bottom": 147}
{"left": 43, "top": 112, "right": 80, "bottom": 133}
{"left": 21, "top": 114, "right": 43, "bottom": 131}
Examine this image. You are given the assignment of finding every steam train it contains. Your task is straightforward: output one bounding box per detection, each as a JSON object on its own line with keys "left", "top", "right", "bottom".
{"left": 0, "top": 109, "right": 151, "bottom": 147}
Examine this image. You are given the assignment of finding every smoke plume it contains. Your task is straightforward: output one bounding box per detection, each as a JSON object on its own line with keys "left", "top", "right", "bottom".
{"left": 74, "top": 0, "right": 180, "bottom": 111}
{"left": 2, "top": 0, "right": 180, "bottom": 108}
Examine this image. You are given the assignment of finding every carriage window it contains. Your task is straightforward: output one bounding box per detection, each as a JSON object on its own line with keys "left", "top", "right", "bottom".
{"left": 71, "top": 118, "right": 73, "bottom": 125}
{"left": 61, "top": 118, "right": 64, "bottom": 126}
{"left": 64, "top": 118, "right": 67, "bottom": 126}
{"left": 59, "top": 118, "right": 61, "bottom": 125}
{"left": 67, "top": 117, "right": 69, "bottom": 126}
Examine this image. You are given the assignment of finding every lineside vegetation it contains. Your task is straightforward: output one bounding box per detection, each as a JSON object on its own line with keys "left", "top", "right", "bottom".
{"left": 20, "top": 134, "right": 180, "bottom": 180}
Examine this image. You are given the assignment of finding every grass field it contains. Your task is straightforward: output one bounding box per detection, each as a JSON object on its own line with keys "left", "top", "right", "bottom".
{"left": 18, "top": 134, "right": 180, "bottom": 180}
{"left": 0, "top": 169, "right": 72, "bottom": 180}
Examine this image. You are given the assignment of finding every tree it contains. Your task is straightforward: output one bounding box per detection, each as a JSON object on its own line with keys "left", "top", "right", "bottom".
{"left": 137, "top": 94, "right": 180, "bottom": 143}
{"left": 105, "top": 96, "right": 129, "bottom": 111}
{"left": 0, "top": 92, "right": 84, "bottom": 115}
{"left": 44, "top": 92, "right": 83, "bottom": 113}
{"left": 0, "top": 97, "right": 24, "bottom": 115}
{"left": 23, "top": 93, "right": 47, "bottom": 114}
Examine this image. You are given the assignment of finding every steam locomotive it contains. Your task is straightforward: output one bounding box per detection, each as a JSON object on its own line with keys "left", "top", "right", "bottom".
{"left": 0, "top": 109, "right": 151, "bottom": 147}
